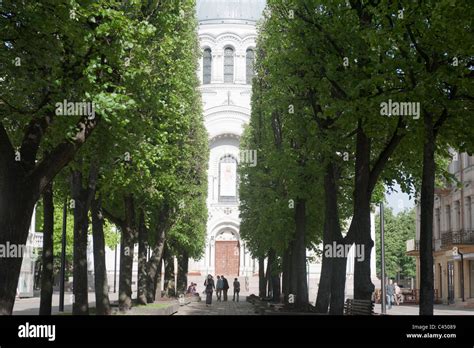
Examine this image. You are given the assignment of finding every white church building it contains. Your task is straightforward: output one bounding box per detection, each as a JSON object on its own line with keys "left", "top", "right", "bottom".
{"left": 187, "top": 0, "right": 378, "bottom": 299}
{"left": 187, "top": 0, "right": 265, "bottom": 280}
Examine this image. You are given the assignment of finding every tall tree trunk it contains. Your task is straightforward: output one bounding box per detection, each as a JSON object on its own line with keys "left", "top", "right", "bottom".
{"left": 267, "top": 249, "right": 281, "bottom": 302}
{"left": 282, "top": 246, "right": 291, "bottom": 302}
{"left": 0, "top": 115, "right": 98, "bottom": 314}
{"left": 71, "top": 170, "right": 89, "bottom": 315}
{"left": 119, "top": 194, "right": 136, "bottom": 311}
{"left": 153, "top": 259, "right": 163, "bottom": 300}
{"left": 419, "top": 113, "right": 436, "bottom": 315}
{"left": 294, "top": 198, "right": 308, "bottom": 309}
{"left": 258, "top": 256, "right": 266, "bottom": 297}
{"left": 271, "top": 273, "right": 281, "bottom": 302}
{"left": 315, "top": 163, "right": 336, "bottom": 313}
{"left": 315, "top": 256, "right": 332, "bottom": 313}
{"left": 353, "top": 125, "right": 375, "bottom": 301}
{"left": 0, "top": 159, "right": 36, "bottom": 314}
{"left": 163, "top": 245, "right": 175, "bottom": 297}
{"left": 91, "top": 196, "right": 111, "bottom": 315}
{"left": 146, "top": 241, "right": 165, "bottom": 302}
{"left": 177, "top": 251, "right": 189, "bottom": 294}
{"left": 39, "top": 182, "right": 54, "bottom": 315}
{"left": 289, "top": 239, "right": 298, "bottom": 299}
{"left": 329, "top": 256, "right": 347, "bottom": 315}
{"left": 137, "top": 210, "right": 148, "bottom": 305}
{"left": 145, "top": 204, "right": 168, "bottom": 302}
{"left": 324, "top": 161, "right": 347, "bottom": 315}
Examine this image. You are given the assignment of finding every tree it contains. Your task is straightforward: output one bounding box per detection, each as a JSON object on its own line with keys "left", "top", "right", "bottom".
{"left": 0, "top": 0, "right": 146, "bottom": 314}
{"left": 39, "top": 182, "right": 54, "bottom": 315}
{"left": 375, "top": 207, "right": 416, "bottom": 281}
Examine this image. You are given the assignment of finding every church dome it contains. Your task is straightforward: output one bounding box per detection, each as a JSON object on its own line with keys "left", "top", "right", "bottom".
{"left": 196, "top": 0, "right": 266, "bottom": 22}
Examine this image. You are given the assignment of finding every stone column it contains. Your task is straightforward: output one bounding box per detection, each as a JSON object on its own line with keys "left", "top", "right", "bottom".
{"left": 239, "top": 242, "right": 245, "bottom": 276}
{"left": 213, "top": 49, "right": 223, "bottom": 83}
{"left": 210, "top": 237, "right": 215, "bottom": 274}
{"left": 234, "top": 49, "right": 245, "bottom": 84}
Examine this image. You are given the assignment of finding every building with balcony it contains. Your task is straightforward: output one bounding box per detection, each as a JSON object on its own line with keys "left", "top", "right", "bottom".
{"left": 407, "top": 152, "right": 474, "bottom": 304}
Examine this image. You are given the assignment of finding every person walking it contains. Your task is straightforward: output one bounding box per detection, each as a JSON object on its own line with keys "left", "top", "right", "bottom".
{"left": 394, "top": 282, "right": 402, "bottom": 305}
{"left": 222, "top": 275, "right": 229, "bottom": 301}
{"left": 233, "top": 278, "right": 240, "bottom": 302}
{"left": 216, "top": 275, "right": 223, "bottom": 302}
{"left": 204, "top": 274, "right": 215, "bottom": 307}
{"left": 386, "top": 279, "right": 395, "bottom": 310}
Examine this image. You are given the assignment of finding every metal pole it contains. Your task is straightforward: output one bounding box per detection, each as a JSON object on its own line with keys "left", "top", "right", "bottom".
{"left": 305, "top": 259, "right": 309, "bottom": 302}
{"left": 114, "top": 243, "right": 117, "bottom": 293}
{"left": 59, "top": 198, "right": 67, "bottom": 312}
{"left": 459, "top": 251, "right": 465, "bottom": 302}
{"left": 380, "top": 202, "right": 386, "bottom": 314}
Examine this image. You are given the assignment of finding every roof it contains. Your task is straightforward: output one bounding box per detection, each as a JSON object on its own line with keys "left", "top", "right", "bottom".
{"left": 196, "top": 0, "right": 266, "bottom": 22}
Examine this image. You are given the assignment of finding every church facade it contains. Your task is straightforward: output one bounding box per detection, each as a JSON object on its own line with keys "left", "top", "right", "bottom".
{"left": 187, "top": 0, "right": 266, "bottom": 278}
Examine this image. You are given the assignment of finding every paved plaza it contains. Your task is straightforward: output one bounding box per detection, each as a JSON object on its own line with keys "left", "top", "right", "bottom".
{"left": 374, "top": 303, "right": 474, "bottom": 316}
{"left": 174, "top": 296, "right": 257, "bottom": 316}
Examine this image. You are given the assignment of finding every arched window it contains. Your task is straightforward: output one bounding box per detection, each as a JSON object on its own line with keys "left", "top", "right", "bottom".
{"left": 219, "top": 155, "right": 238, "bottom": 202}
{"left": 203, "top": 48, "right": 212, "bottom": 84}
{"left": 224, "top": 47, "right": 234, "bottom": 83}
{"left": 246, "top": 49, "right": 255, "bottom": 84}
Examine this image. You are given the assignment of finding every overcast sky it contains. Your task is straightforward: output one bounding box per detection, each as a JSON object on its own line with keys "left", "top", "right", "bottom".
{"left": 385, "top": 183, "right": 415, "bottom": 215}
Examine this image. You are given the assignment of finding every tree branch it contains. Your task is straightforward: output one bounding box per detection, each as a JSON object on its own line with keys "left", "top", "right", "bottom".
{"left": 433, "top": 108, "right": 448, "bottom": 138}
{"left": 0, "top": 122, "right": 16, "bottom": 165}
{"left": 28, "top": 115, "right": 99, "bottom": 195}
{"left": 102, "top": 207, "right": 125, "bottom": 229}
{"left": 294, "top": 6, "right": 345, "bottom": 58}
{"left": 20, "top": 114, "right": 54, "bottom": 170}
{"left": 406, "top": 25, "right": 431, "bottom": 71}
{"left": 368, "top": 116, "right": 407, "bottom": 192}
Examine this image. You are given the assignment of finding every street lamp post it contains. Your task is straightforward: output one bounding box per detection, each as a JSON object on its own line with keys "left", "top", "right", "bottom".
{"left": 114, "top": 243, "right": 117, "bottom": 293}
{"left": 59, "top": 198, "right": 67, "bottom": 312}
{"left": 380, "top": 202, "right": 386, "bottom": 314}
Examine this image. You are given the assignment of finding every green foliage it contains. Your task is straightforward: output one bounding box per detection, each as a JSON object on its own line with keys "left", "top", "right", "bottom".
{"left": 375, "top": 207, "right": 416, "bottom": 280}
{"left": 1, "top": 0, "right": 207, "bottom": 273}
{"left": 240, "top": 0, "right": 473, "bottom": 265}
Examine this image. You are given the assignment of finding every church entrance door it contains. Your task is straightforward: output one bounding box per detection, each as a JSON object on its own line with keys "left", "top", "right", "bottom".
{"left": 215, "top": 241, "right": 240, "bottom": 276}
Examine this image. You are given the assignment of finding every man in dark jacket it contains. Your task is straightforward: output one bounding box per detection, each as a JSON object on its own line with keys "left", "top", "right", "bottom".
{"left": 233, "top": 278, "right": 240, "bottom": 302}
{"left": 221, "top": 275, "right": 229, "bottom": 301}
{"left": 204, "top": 275, "right": 215, "bottom": 307}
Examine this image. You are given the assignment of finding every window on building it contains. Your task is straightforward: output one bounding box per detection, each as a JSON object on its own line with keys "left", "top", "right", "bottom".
{"left": 446, "top": 205, "right": 451, "bottom": 232}
{"left": 435, "top": 208, "right": 440, "bottom": 239}
{"left": 454, "top": 201, "right": 461, "bottom": 231}
{"left": 203, "top": 48, "right": 212, "bottom": 84}
{"left": 219, "top": 155, "right": 237, "bottom": 202}
{"left": 224, "top": 47, "right": 234, "bottom": 83}
{"left": 467, "top": 196, "right": 472, "bottom": 231}
{"left": 246, "top": 48, "right": 255, "bottom": 84}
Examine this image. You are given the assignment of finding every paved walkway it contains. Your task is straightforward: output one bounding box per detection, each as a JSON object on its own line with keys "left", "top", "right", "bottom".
{"left": 374, "top": 303, "right": 474, "bottom": 315}
{"left": 174, "top": 296, "right": 257, "bottom": 315}
{"left": 12, "top": 291, "right": 120, "bottom": 315}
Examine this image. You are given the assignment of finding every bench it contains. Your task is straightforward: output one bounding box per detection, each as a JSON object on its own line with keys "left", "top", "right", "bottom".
{"left": 343, "top": 299, "right": 374, "bottom": 315}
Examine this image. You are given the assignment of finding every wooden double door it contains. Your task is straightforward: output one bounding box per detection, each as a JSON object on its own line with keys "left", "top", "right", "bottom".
{"left": 215, "top": 241, "right": 240, "bottom": 277}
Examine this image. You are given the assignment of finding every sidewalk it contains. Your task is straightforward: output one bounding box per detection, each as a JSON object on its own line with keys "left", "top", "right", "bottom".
{"left": 12, "top": 291, "right": 120, "bottom": 315}
{"left": 174, "top": 296, "right": 257, "bottom": 315}
{"left": 374, "top": 303, "right": 474, "bottom": 315}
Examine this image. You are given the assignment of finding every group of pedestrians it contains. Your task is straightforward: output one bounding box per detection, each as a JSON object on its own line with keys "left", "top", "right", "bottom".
{"left": 385, "top": 279, "right": 402, "bottom": 309}
{"left": 203, "top": 274, "right": 240, "bottom": 306}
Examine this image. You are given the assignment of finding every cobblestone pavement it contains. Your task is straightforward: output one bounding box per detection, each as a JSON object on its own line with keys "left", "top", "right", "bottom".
{"left": 174, "top": 296, "right": 258, "bottom": 315}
